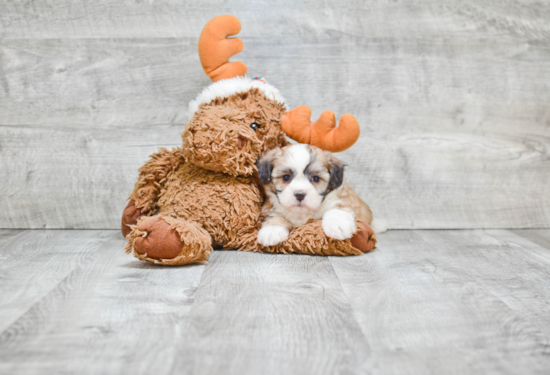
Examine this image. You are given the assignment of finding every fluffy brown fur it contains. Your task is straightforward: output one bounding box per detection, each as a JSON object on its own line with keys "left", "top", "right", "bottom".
{"left": 130, "top": 147, "right": 185, "bottom": 216}
{"left": 157, "top": 163, "right": 263, "bottom": 250}
{"left": 123, "top": 88, "right": 371, "bottom": 265}
{"left": 258, "top": 219, "right": 364, "bottom": 256}
{"left": 182, "top": 89, "right": 288, "bottom": 176}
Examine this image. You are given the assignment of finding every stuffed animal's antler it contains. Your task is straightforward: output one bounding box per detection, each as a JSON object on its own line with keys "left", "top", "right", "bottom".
{"left": 198, "top": 15, "right": 247, "bottom": 82}
{"left": 281, "top": 106, "right": 360, "bottom": 152}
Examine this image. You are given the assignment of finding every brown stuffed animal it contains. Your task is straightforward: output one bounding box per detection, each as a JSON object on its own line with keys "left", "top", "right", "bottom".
{"left": 122, "top": 15, "right": 377, "bottom": 265}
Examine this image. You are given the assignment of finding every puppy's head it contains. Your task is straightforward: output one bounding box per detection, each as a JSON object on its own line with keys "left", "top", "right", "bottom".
{"left": 257, "top": 144, "right": 345, "bottom": 214}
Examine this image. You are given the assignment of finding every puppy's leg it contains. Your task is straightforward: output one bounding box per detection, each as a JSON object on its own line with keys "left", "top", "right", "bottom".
{"left": 322, "top": 208, "right": 357, "bottom": 240}
{"left": 257, "top": 216, "right": 293, "bottom": 247}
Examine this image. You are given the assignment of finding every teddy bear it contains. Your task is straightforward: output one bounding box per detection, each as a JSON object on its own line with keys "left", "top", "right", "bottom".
{"left": 121, "top": 15, "right": 377, "bottom": 266}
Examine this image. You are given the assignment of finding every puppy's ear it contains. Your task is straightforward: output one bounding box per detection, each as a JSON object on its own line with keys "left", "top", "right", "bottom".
{"left": 256, "top": 148, "right": 281, "bottom": 184}
{"left": 327, "top": 154, "right": 345, "bottom": 191}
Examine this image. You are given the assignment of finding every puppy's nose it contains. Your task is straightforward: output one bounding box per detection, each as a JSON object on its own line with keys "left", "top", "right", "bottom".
{"left": 295, "top": 192, "right": 306, "bottom": 202}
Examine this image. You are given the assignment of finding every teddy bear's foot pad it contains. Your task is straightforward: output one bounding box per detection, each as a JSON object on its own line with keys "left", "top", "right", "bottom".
{"left": 351, "top": 221, "right": 377, "bottom": 252}
{"left": 125, "top": 215, "right": 213, "bottom": 266}
{"left": 134, "top": 217, "right": 185, "bottom": 259}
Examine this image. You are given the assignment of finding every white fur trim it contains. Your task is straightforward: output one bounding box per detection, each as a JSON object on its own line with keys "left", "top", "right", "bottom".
{"left": 188, "top": 76, "right": 287, "bottom": 117}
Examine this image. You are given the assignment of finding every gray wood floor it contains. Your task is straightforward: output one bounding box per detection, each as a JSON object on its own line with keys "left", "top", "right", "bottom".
{"left": 1, "top": 229, "right": 550, "bottom": 374}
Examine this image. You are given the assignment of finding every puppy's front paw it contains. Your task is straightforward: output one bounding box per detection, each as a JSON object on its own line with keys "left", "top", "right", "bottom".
{"left": 258, "top": 225, "right": 289, "bottom": 247}
{"left": 322, "top": 209, "right": 356, "bottom": 240}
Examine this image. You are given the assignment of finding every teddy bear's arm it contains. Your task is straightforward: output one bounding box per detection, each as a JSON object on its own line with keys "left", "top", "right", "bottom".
{"left": 128, "top": 147, "right": 185, "bottom": 216}
{"left": 254, "top": 219, "right": 376, "bottom": 256}
{"left": 122, "top": 147, "right": 185, "bottom": 237}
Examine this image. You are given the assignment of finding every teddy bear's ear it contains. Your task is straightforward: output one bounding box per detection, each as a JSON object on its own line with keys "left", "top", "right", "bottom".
{"left": 281, "top": 106, "right": 360, "bottom": 153}
{"left": 198, "top": 15, "right": 247, "bottom": 82}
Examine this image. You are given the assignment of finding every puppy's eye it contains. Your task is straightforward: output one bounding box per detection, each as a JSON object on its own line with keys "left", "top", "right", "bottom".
{"left": 250, "top": 123, "right": 260, "bottom": 131}
{"left": 311, "top": 176, "right": 320, "bottom": 183}
{"left": 282, "top": 175, "right": 291, "bottom": 182}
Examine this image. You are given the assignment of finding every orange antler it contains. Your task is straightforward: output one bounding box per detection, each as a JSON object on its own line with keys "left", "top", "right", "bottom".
{"left": 281, "top": 106, "right": 360, "bottom": 152}
{"left": 198, "top": 15, "right": 247, "bottom": 82}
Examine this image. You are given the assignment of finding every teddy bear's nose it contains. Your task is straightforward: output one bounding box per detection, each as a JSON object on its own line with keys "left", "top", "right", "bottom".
{"left": 237, "top": 135, "right": 247, "bottom": 150}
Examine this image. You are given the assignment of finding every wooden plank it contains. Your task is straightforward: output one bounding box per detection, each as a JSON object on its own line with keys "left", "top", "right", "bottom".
{"left": 343, "top": 130, "right": 550, "bottom": 229}
{"left": 0, "top": 229, "right": 20, "bottom": 242}
{"left": 0, "top": 38, "right": 206, "bottom": 127}
{"left": 491, "top": 229, "right": 550, "bottom": 262}
{"left": 3, "top": 27, "right": 550, "bottom": 131}
{"left": 420, "top": 229, "right": 550, "bottom": 338}
{"left": 329, "top": 230, "right": 550, "bottom": 374}
{"left": 1, "top": 1, "right": 550, "bottom": 229}
{"left": 170, "top": 251, "right": 374, "bottom": 375}
{"left": 1, "top": 0, "right": 549, "bottom": 40}
{"left": 0, "top": 230, "right": 110, "bottom": 332}
{"left": 0, "top": 229, "right": 206, "bottom": 374}
{"left": 0, "top": 125, "right": 172, "bottom": 228}
{"left": 511, "top": 229, "right": 550, "bottom": 250}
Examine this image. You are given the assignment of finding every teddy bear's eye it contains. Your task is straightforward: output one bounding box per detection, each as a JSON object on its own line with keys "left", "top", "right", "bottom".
{"left": 250, "top": 123, "right": 260, "bottom": 131}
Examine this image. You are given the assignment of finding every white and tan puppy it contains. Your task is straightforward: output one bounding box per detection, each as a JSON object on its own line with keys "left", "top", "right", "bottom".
{"left": 256, "top": 144, "right": 375, "bottom": 247}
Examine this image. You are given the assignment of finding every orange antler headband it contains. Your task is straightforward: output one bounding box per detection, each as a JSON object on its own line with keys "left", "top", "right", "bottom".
{"left": 281, "top": 106, "right": 360, "bottom": 152}
{"left": 197, "top": 15, "right": 360, "bottom": 152}
{"left": 198, "top": 15, "right": 247, "bottom": 82}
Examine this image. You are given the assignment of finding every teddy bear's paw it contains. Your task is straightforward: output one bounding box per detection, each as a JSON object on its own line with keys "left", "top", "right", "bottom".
{"left": 351, "top": 221, "right": 377, "bottom": 253}
{"left": 122, "top": 200, "right": 143, "bottom": 238}
{"left": 258, "top": 225, "right": 290, "bottom": 247}
{"left": 322, "top": 209, "right": 356, "bottom": 240}
{"left": 134, "top": 217, "right": 184, "bottom": 259}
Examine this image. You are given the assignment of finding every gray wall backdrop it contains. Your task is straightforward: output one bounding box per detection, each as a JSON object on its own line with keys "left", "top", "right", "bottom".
{"left": 1, "top": 0, "right": 549, "bottom": 229}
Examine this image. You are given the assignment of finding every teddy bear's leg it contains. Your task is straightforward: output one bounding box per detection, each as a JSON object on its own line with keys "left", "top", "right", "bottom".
{"left": 257, "top": 219, "right": 376, "bottom": 256}
{"left": 124, "top": 215, "right": 212, "bottom": 266}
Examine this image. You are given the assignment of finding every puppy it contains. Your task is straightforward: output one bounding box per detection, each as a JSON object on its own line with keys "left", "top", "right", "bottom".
{"left": 256, "top": 144, "right": 374, "bottom": 247}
